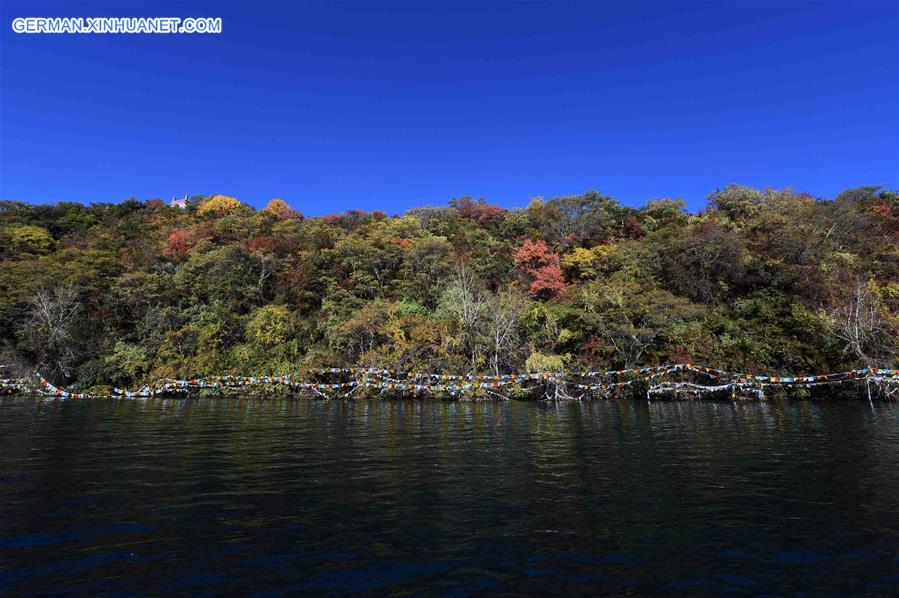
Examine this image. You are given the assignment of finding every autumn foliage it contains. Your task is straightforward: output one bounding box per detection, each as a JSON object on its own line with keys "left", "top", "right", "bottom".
{"left": 198, "top": 195, "right": 241, "bottom": 216}
{"left": 262, "top": 198, "right": 291, "bottom": 217}
{"left": 514, "top": 239, "right": 566, "bottom": 299}
{"left": 450, "top": 197, "right": 507, "bottom": 227}
{"left": 163, "top": 229, "right": 195, "bottom": 259}
{"left": 1, "top": 184, "right": 896, "bottom": 390}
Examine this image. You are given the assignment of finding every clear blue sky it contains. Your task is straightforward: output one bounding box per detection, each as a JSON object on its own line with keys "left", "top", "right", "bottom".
{"left": 1, "top": 1, "right": 896, "bottom": 215}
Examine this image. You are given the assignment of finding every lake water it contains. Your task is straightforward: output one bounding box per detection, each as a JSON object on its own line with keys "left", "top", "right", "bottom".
{"left": 2, "top": 397, "right": 898, "bottom": 595}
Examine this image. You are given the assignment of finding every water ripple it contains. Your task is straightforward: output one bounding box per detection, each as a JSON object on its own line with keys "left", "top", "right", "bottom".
{"left": 1, "top": 397, "right": 898, "bottom": 594}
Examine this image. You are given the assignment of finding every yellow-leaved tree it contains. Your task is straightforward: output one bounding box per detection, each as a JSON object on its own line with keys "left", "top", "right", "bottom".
{"left": 197, "top": 195, "right": 241, "bottom": 216}
{"left": 0, "top": 225, "right": 56, "bottom": 255}
{"left": 246, "top": 305, "right": 295, "bottom": 347}
{"left": 262, "top": 198, "right": 291, "bottom": 217}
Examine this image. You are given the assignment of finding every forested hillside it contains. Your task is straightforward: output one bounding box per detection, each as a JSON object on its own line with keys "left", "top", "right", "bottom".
{"left": 1, "top": 185, "right": 897, "bottom": 390}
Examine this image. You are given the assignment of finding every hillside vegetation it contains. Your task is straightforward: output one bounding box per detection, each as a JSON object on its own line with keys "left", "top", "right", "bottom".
{"left": 1, "top": 185, "right": 897, "bottom": 390}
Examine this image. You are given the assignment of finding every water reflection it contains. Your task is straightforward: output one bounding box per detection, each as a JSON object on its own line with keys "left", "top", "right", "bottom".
{"left": 1, "top": 398, "right": 898, "bottom": 594}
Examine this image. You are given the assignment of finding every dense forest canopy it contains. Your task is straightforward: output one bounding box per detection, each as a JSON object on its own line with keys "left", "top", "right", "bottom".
{"left": 1, "top": 185, "right": 897, "bottom": 390}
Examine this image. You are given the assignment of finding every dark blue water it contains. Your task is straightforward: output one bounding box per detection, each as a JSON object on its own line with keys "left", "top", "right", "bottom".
{"left": 2, "top": 397, "right": 898, "bottom": 595}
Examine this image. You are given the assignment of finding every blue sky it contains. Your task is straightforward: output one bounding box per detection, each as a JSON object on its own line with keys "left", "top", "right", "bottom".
{"left": 1, "top": 1, "right": 896, "bottom": 215}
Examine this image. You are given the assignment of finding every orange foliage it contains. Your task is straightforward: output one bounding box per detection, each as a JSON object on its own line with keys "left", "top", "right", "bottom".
{"left": 163, "top": 229, "right": 195, "bottom": 259}
{"left": 263, "top": 198, "right": 291, "bottom": 216}
{"left": 388, "top": 238, "right": 414, "bottom": 249}
{"left": 514, "top": 239, "right": 565, "bottom": 299}
{"left": 248, "top": 236, "right": 276, "bottom": 253}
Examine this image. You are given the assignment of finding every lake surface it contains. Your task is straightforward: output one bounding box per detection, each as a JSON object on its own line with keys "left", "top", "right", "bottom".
{"left": 2, "top": 397, "right": 898, "bottom": 595}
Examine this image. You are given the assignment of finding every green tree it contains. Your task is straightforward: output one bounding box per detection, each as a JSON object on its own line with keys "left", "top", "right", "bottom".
{"left": 0, "top": 225, "right": 55, "bottom": 255}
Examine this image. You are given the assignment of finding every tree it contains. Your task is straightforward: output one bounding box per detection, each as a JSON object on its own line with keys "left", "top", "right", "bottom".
{"left": 525, "top": 351, "right": 565, "bottom": 373}
{"left": 449, "top": 197, "right": 507, "bottom": 228}
{"left": 104, "top": 342, "right": 151, "bottom": 386}
{"left": 658, "top": 223, "right": 746, "bottom": 304}
{"left": 329, "top": 301, "right": 391, "bottom": 364}
{"left": 561, "top": 247, "right": 599, "bottom": 280}
{"left": 561, "top": 245, "right": 620, "bottom": 280}
{"left": 823, "top": 276, "right": 898, "bottom": 368}
{"left": 197, "top": 195, "right": 242, "bottom": 216}
{"left": 834, "top": 186, "right": 883, "bottom": 204}
{"left": 163, "top": 229, "right": 195, "bottom": 259}
{"left": 708, "top": 184, "right": 765, "bottom": 226}
{"left": 336, "top": 235, "right": 403, "bottom": 300}
{"left": 0, "top": 225, "right": 55, "bottom": 255}
{"left": 514, "top": 239, "right": 566, "bottom": 299}
{"left": 439, "top": 263, "right": 487, "bottom": 370}
{"left": 642, "top": 198, "right": 689, "bottom": 231}
{"left": 18, "top": 284, "right": 82, "bottom": 380}
{"left": 263, "top": 198, "right": 293, "bottom": 218}
{"left": 576, "top": 276, "right": 700, "bottom": 367}
{"left": 403, "top": 236, "right": 454, "bottom": 306}
{"left": 482, "top": 289, "right": 526, "bottom": 375}
{"left": 530, "top": 264, "right": 566, "bottom": 299}
{"left": 515, "top": 239, "right": 556, "bottom": 271}
{"left": 533, "top": 190, "right": 624, "bottom": 247}
{"left": 175, "top": 246, "right": 274, "bottom": 312}
{"left": 246, "top": 304, "right": 295, "bottom": 347}
{"left": 0, "top": 184, "right": 896, "bottom": 389}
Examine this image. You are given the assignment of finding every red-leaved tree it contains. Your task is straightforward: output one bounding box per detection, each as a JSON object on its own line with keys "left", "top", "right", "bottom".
{"left": 163, "top": 229, "right": 195, "bottom": 259}
{"left": 450, "top": 197, "right": 507, "bottom": 227}
{"left": 514, "top": 239, "right": 565, "bottom": 299}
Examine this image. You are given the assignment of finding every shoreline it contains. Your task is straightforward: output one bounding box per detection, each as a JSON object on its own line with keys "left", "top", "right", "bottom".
{"left": 5, "top": 363, "right": 898, "bottom": 402}
{"left": 2, "top": 389, "right": 897, "bottom": 403}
